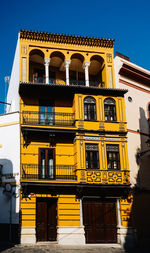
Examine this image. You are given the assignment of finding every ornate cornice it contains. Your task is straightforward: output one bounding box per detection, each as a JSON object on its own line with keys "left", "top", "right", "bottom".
{"left": 20, "top": 30, "right": 114, "bottom": 48}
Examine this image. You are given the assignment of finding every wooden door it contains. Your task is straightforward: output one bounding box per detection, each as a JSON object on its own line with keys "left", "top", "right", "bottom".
{"left": 47, "top": 199, "right": 57, "bottom": 241}
{"left": 36, "top": 198, "right": 57, "bottom": 242}
{"left": 82, "top": 199, "right": 117, "bottom": 243}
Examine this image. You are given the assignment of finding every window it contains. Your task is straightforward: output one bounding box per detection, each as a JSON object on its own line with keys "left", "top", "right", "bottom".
{"left": 39, "top": 148, "right": 55, "bottom": 179}
{"left": 84, "top": 97, "right": 96, "bottom": 121}
{"left": 86, "top": 144, "right": 99, "bottom": 169}
{"left": 104, "top": 98, "right": 116, "bottom": 122}
{"left": 39, "top": 100, "right": 54, "bottom": 125}
{"left": 106, "top": 145, "right": 120, "bottom": 170}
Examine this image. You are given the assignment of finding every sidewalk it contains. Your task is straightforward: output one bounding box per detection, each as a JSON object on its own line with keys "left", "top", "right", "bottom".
{"left": 0, "top": 243, "right": 124, "bottom": 253}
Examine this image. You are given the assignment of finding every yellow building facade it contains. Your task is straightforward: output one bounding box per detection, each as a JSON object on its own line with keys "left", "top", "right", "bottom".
{"left": 18, "top": 30, "right": 131, "bottom": 244}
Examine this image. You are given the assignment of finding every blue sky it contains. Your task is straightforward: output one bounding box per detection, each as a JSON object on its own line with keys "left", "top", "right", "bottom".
{"left": 0, "top": 0, "right": 150, "bottom": 113}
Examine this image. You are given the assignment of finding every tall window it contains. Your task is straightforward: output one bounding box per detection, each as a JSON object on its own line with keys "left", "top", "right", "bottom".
{"left": 39, "top": 148, "right": 55, "bottom": 179}
{"left": 106, "top": 145, "right": 120, "bottom": 170}
{"left": 104, "top": 98, "right": 116, "bottom": 122}
{"left": 86, "top": 144, "right": 99, "bottom": 169}
{"left": 39, "top": 100, "right": 54, "bottom": 125}
{"left": 84, "top": 97, "right": 96, "bottom": 121}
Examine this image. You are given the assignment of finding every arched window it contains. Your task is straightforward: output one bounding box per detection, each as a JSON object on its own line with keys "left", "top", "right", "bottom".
{"left": 84, "top": 97, "right": 96, "bottom": 121}
{"left": 104, "top": 98, "right": 116, "bottom": 122}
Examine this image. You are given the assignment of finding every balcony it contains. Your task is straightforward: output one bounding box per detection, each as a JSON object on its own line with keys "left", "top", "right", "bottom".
{"left": 21, "top": 111, "right": 75, "bottom": 127}
{"left": 21, "top": 164, "right": 130, "bottom": 185}
{"left": 21, "top": 164, "right": 77, "bottom": 181}
{"left": 84, "top": 169, "right": 130, "bottom": 185}
{"left": 30, "top": 76, "right": 104, "bottom": 88}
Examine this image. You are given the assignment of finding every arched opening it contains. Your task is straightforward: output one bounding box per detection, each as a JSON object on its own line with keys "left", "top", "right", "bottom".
{"left": 89, "top": 55, "right": 105, "bottom": 87}
{"left": 29, "top": 49, "right": 45, "bottom": 83}
{"left": 70, "top": 53, "right": 85, "bottom": 85}
{"left": 104, "top": 98, "right": 116, "bottom": 122}
{"left": 84, "top": 96, "right": 96, "bottom": 121}
{"left": 49, "top": 51, "right": 65, "bottom": 84}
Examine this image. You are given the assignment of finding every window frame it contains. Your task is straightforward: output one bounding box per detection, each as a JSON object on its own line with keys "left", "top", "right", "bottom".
{"left": 106, "top": 144, "right": 120, "bottom": 170}
{"left": 39, "top": 148, "right": 55, "bottom": 179}
{"left": 39, "top": 100, "right": 54, "bottom": 125}
{"left": 85, "top": 143, "right": 99, "bottom": 170}
{"left": 84, "top": 96, "right": 97, "bottom": 121}
{"left": 104, "top": 98, "right": 117, "bottom": 122}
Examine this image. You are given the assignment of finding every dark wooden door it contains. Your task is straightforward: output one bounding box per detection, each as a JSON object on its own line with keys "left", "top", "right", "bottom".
{"left": 82, "top": 199, "right": 117, "bottom": 243}
{"left": 36, "top": 198, "right": 57, "bottom": 242}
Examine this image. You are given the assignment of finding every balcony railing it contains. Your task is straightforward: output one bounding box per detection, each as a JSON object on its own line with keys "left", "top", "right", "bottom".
{"left": 21, "top": 164, "right": 130, "bottom": 185}
{"left": 22, "top": 111, "right": 75, "bottom": 126}
{"left": 21, "top": 164, "right": 77, "bottom": 181}
{"left": 30, "top": 76, "right": 105, "bottom": 87}
{"left": 85, "top": 169, "right": 130, "bottom": 185}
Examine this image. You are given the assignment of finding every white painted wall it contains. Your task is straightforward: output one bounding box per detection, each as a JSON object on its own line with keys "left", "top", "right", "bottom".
{"left": 114, "top": 56, "right": 150, "bottom": 189}
{"left": 6, "top": 35, "right": 20, "bottom": 113}
{"left": 0, "top": 112, "right": 20, "bottom": 224}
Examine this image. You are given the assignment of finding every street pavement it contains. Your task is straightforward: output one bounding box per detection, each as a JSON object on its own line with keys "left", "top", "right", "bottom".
{"left": 0, "top": 244, "right": 148, "bottom": 253}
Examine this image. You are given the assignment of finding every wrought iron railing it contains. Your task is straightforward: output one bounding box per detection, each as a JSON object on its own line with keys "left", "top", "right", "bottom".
{"left": 85, "top": 169, "right": 130, "bottom": 185}
{"left": 21, "top": 164, "right": 77, "bottom": 181}
{"left": 29, "top": 76, "right": 105, "bottom": 88}
{"left": 69, "top": 79, "right": 105, "bottom": 87}
{"left": 22, "top": 111, "right": 75, "bottom": 126}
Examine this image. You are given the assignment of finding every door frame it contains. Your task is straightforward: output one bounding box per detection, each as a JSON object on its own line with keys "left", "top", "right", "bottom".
{"left": 36, "top": 197, "right": 58, "bottom": 242}
{"left": 82, "top": 197, "right": 117, "bottom": 244}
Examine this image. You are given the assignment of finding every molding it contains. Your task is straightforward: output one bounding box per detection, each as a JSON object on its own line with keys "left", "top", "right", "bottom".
{"left": 20, "top": 30, "right": 114, "bottom": 48}
{"left": 128, "top": 128, "right": 149, "bottom": 137}
{"left": 0, "top": 121, "right": 19, "bottom": 127}
{"left": 119, "top": 79, "right": 150, "bottom": 94}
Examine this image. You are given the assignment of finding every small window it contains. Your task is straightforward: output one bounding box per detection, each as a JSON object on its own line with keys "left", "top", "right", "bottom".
{"left": 104, "top": 98, "right": 116, "bottom": 122}
{"left": 86, "top": 144, "right": 99, "bottom": 169}
{"left": 106, "top": 144, "right": 120, "bottom": 170}
{"left": 84, "top": 97, "right": 96, "bottom": 121}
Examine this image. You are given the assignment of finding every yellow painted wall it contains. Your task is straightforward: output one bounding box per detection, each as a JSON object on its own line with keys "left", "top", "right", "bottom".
{"left": 120, "top": 195, "right": 133, "bottom": 227}
{"left": 21, "top": 194, "right": 80, "bottom": 227}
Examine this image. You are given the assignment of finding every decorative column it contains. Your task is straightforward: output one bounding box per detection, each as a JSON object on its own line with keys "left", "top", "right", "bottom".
{"left": 44, "top": 58, "right": 50, "bottom": 84}
{"left": 64, "top": 60, "right": 71, "bottom": 85}
{"left": 83, "top": 62, "right": 90, "bottom": 87}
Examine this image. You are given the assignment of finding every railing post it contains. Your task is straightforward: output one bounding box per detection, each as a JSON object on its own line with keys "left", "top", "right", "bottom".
{"left": 44, "top": 58, "right": 50, "bottom": 84}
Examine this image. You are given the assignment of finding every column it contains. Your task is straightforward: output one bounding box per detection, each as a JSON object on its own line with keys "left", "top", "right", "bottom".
{"left": 83, "top": 62, "right": 90, "bottom": 87}
{"left": 44, "top": 58, "right": 50, "bottom": 84}
{"left": 64, "top": 60, "right": 71, "bottom": 85}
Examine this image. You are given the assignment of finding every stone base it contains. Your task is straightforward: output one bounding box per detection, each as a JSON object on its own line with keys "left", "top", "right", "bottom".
{"left": 57, "top": 226, "right": 85, "bottom": 245}
{"left": 21, "top": 227, "right": 36, "bottom": 244}
{"left": 117, "top": 226, "right": 137, "bottom": 248}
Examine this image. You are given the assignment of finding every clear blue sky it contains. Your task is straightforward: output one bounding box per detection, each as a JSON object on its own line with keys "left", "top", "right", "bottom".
{"left": 0, "top": 0, "right": 150, "bottom": 113}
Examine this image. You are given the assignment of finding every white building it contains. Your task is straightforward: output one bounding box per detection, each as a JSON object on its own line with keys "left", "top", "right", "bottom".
{"left": 114, "top": 53, "right": 150, "bottom": 248}
{"left": 0, "top": 36, "right": 20, "bottom": 244}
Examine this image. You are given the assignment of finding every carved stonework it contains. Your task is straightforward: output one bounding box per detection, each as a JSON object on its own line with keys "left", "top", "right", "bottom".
{"left": 99, "top": 122, "right": 105, "bottom": 131}
{"left": 21, "top": 45, "right": 28, "bottom": 55}
{"left": 78, "top": 120, "right": 84, "bottom": 129}
{"left": 87, "top": 171, "right": 101, "bottom": 183}
{"left": 106, "top": 53, "right": 112, "bottom": 63}
{"left": 80, "top": 170, "right": 86, "bottom": 182}
{"left": 119, "top": 122, "right": 125, "bottom": 131}
{"left": 86, "top": 170, "right": 130, "bottom": 185}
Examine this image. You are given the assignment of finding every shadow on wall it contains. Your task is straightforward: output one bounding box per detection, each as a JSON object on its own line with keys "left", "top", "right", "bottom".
{"left": 124, "top": 107, "right": 150, "bottom": 252}
{"left": 0, "top": 159, "right": 21, "bottom": 249}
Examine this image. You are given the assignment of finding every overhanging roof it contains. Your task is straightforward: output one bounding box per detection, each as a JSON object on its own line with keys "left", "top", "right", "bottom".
{"left": 19, "top": 82, "right": 128, "bottom": 97}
